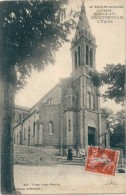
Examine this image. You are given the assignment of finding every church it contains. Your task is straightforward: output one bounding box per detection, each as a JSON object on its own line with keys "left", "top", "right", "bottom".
{"left": 14, "top": 3, "right": 107, "bottom": 156}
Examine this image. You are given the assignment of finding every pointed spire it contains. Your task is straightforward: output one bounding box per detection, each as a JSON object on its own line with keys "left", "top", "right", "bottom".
{"left": 78, "top": 0, "right": 90, "bottom": 30}
{"left": 72, "top": 0, "right": 96, "bottom": 45}
{"left": 81, "top": 0, "right": 86, "bottom": 13}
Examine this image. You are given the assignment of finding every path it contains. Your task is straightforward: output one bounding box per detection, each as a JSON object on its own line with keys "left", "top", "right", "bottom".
{"left": 14, "top": 164, "right": 126, "bottom": 194}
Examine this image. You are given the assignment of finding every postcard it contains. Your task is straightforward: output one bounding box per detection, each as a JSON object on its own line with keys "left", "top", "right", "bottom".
{"left": 0, "top": 0, "right": 125, "bottom": 194}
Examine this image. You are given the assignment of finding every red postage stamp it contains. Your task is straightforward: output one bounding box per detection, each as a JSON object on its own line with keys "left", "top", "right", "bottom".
{"left": 85, "top": 146, "right": 120, "bottom": 176}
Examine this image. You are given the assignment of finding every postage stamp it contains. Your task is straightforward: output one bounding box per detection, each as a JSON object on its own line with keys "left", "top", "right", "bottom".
{"left": 85, "top": 146, "right": 120, "bottom": 176}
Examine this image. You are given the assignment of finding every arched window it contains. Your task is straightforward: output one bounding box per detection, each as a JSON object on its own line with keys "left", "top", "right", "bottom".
{"left": 14, "top": 134, "right": 16, "bottom": 144}
{"left": 78, "top": 46, "right": 81, "bottom": 66}
{"left": 14, "top": 112, "right": 20, "bottom": 123}
{"left": 28, "top": 127, "right": 30, "bottom": 134}
{"left": 50, "top": 98, "right": 53, "bottom": 104}
{"left": 74, "top": 50, "right": 77, "bottom": 69}
{"left": 90, "top": 48, "right": 93, "bottom": 67}
{"left": 87, "top": 85, "right": 94, "bottom": 110}
{"left": 68, "top": 119, "right": 71, "bottom": 131}
{"left": 28, "top": 127, "right": 30, "bottom": 146}
{"left": 19, "top": 114, "right": 22, "bottom": 121}
{"left": 86, "top": 45, "right": 89, "bottom": 65}
{"left": 82, "top": 44, "right": 84, "bottom": 63}
{"left": 33, "top": 122, "right": 35, "bottom": 136}
{"left": 19, "top": 131, "right": 22, "bottom": 145}
{"left": 73, "top": 124, "right": 76, "bottom": 137}
{"left": 47, "top": 99, "right": 50, "bottom": 104}
{"left": 87, "top": 92, "right": 90, "bottom": 108}
{"left": 24, "top": 128, "right": 26, "bottom": 140}
{"left": 49, "top": 121, "right": 53, "bottom": 135}
{"left": 17, "top": 133, "right": 19, "bottom": 145}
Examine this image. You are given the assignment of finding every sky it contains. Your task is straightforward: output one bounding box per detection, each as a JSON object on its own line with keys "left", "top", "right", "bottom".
{"left": 15, "top": 0, "right": 125, "bottom": 112}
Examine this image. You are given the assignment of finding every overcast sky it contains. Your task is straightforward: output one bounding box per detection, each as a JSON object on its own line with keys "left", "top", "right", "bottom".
{"left": 15, "top": 0, "right": 125, "bottom": 112}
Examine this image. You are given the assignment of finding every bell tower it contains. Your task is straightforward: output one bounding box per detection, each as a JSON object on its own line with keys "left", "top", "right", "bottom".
{"left": 71, "top": 1, "right": 96, "bottom": 73}
{"left": 69, "top": 1, "right": 102, "bottom": 152}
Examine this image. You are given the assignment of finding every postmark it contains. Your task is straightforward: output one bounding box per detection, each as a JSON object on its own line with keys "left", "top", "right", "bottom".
{"left": 85, "top": 146, "right": 120, "bottom": 176}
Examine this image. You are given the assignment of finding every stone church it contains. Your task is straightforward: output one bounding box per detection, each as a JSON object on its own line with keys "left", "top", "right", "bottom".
{"left": 14, "top": 3, "right": 107, "bottom": 156}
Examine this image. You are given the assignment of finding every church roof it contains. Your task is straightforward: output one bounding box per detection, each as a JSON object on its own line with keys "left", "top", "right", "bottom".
{"left": 29, "top": 83, "right": 59, "bottom": 113}
{"left": 15, "top": 105, "right": 29, "bottom": 111}
{"left": 59, "top": 77, "right": 72, "bottom": 90}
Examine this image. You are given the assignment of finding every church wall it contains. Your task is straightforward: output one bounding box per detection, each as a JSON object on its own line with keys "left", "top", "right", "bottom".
{"left": 66, "top": 111, "right": 73, "bottom": 146}
{"left": 63, "top": 112, "right": 67, "bottom": 147}
{"left": 14, "top": 124, "right": 22, "bottom": 145}
{"left": 73, "top": 112, "right": 78, "bottom": 146}
{"left": 64, "top": 111, "right": 77, "bottom": 146}
{"left": 83, "top": 74, "right": 88, "bottom": 108}
{"left": 14, "top": 106, "right": 29, "bottom": 126}
{"left": 93, "top": 87, "right": 99, "bottom": 111}
{"left": 71, "top": 66, "right": 83, "bottom": 81}
{"left": 39, "top": 104, "right": 61, "bottom": 148}
{"left": 22, "top": 112, "right": 39, "bottom": 146}
{"left": 72, "top": 78, "right": 81, "bottom": 108}
{"left": 63, "top": 111, "right": 78, "bottom": 155}
{"left": 71, "top": 68, "right": 99, "bottom": 113}
{"left": 14, "top": 112, "right": 39, "bottom": 146}
{"left": 77, "top": 111, "right": 83, "bottom": 147}
{"left": 86, "top": 110, "right": 98, "bottom": 123}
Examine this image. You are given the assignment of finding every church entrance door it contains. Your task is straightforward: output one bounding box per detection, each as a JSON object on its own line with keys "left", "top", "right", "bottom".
{"left": 88, "top": 127, "right": 95, "bottom": 146}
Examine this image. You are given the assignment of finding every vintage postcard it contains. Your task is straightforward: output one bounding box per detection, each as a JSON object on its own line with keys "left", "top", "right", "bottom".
{"left": 0, "top": 0, "right": 125, "bottom": 194}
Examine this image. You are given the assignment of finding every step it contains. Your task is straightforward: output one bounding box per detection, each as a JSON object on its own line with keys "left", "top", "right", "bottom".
{"left": 62, "top": 161, "right": 84, "bottom": 166}
{"left": 62, "top": 158, "right": 84, "bottom": 162}
{"left": 62, "top": 158, "right": 85, "bottom": 165}
{"left": 14, "top": 145, "right": 58, "bottom": 166}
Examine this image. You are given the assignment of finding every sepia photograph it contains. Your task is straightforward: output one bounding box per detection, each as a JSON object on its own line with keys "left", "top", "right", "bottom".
{"left": 0, "top": 0, "right": 125, "bottom": 194}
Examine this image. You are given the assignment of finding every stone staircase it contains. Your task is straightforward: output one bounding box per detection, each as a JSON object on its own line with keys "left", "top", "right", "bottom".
{"left": 14, "top": 146, "right": 125, "bottom": 170}
{"left": 13, "top": 145, "right": 86, "bottom": 166}
{"left": 13, "top": 145, "right": 59, "bottom": 166}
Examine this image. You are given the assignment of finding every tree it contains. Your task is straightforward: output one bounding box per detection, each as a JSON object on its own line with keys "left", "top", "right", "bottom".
{"left": 101, "top": 108, "right": 125, "bottom": 156}
{"left": 101, "top": 107, "right": 114, "bottom": 131}
{"left": 90, "top": 64, "right": 125, "bottom": 103}
{"left": 0, "top": 1, "right": 75, "bottom": 193}
{"left": 110, "top": 110, "right": 125, "bottom": 153}
{"left": 90, "top": 62, "right": 125, "bottom": 157}
{"left": 101, "top": 64, "right": 125, "bottom": 103}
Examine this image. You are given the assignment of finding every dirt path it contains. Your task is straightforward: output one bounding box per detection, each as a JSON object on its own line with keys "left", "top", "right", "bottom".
{"left": 14, "top": 164, "right": 126, "bottom": 194}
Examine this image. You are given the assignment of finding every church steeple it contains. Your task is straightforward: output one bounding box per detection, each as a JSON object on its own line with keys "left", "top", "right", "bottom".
{"left": 78, "top": 0, "right": 90, "bottom": 31}
{"left": 71, "top": 1, "right": 96, "bottom": 73}
{"left": 81, "top": 0, "right": 85, "bottom": 11}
